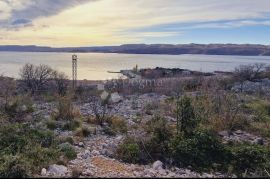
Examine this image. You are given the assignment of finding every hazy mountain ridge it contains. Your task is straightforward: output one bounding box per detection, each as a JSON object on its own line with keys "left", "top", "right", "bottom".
{"left": 1, "top": 44, "right": 270, "bottom": 56}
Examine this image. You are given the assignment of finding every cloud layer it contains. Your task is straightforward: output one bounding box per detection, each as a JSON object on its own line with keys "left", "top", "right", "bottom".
{"left": 0, "top": 0, "right": 270, "bottom": 46}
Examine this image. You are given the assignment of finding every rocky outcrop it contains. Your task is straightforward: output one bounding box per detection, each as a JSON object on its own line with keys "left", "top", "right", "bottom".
{"left": 46, "top": 164, "right": 68, "bottom": 177}
{"left": 218, "top": 130, "right": 268, "bottom": 145}
{"left": 232, "top": 78, "right": 270, "bottom": 95}
{"left": 62, "top": 135, "right": 228, "bottom": 178}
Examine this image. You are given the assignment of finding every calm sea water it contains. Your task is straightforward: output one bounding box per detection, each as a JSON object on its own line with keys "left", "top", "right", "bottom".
{"left": 0, "top": 52, "right": 270, "bottom": 80}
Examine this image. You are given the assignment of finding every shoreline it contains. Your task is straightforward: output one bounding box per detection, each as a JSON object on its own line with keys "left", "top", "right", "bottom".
{"left": 1, "top": 50, "right": 270, "bottom": 57}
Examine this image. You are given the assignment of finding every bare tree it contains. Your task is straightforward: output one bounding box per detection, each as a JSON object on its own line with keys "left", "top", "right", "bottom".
{"left": 52, "top": 71, "right": 69, "bottom": 96}
{"left": 20, "top": 64, "right": 53, "bottom": 94}
{"left": 34, "top": 64, "right": 53, "bottom": 90}
{"left": 234, "top": 63, "right": 266, "bottom": 82}
{"left": 19, "top": 63, "right": 35, "bottom": 93}
{"left": 233, "top": 63, "right": 266, "bottom": 92}
{"left": 89, "top": 96, "right": 112, "bottom": 126}
{"left": 253, "top": 63, "right": 266, "bottom": 79}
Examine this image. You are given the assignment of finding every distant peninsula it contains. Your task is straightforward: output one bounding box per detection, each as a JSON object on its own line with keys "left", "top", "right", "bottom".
{"left": 1, "top": 44, "right": 270, "bottom": 56}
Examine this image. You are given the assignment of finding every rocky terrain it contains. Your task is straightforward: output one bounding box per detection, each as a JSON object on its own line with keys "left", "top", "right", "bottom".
{"left": 41, "top": 134, "right": 229, "bottom": 178}
{"left": 32, "top": 92, "right": 268, "bottom": 178}
{"left": 232, "top": 78, "right": 270, "bottom": 96}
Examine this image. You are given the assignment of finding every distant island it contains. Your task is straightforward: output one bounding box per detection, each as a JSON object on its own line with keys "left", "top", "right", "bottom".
{"left": 1, "top": 44, "right": 270, "bottom": 56}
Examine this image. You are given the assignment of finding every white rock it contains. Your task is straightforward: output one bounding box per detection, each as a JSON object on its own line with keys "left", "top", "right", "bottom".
{"left": 153, "top": 160, "right": 163, "bottom": 170}
{"left": 82, "top": 169, "right": 93, "bottom": 176}
{"left": 110, "top": 92, "right": 123, "bottom": 103}
{"left": 21, "top": 105, "right": 27, "bottom": 112}
{"left": 92, "top": 150, "right": 100, "bottom": 156}
{"left": 133, "top": 171, "right": 140, "bottom": 177}
{"left": 167, "top": 172, "right": 176, "bottom": 177}
{"left": 79, "top": 142, "right": 84, "bottom": 148}
{"left": 116, "top": 135, "right": 123, "bottom": 141}
{"left": 158, "top": 169, "right": 167, "bottom": 175}
{"left": 101, "top": 91, "right": 109, "bottom": 100}
{"left": 47, "top": 164, "right": 67, "bottom": 176}
{"left": 41, "top": 168, "right": 47, "bottom": 176}
{"left": 218, "top": 131, "right": 229, "bottom": 137}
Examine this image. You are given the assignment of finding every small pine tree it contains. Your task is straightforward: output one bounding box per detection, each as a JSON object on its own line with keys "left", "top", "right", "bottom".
{"left": 175, "top": 95, "right": 197, "bottom": 136}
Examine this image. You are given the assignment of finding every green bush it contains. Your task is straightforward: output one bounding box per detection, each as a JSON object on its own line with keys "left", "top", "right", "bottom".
{"left": 227, "top": 143, "right": 270, "bottom": 176}
{"left": 46, "top": 119, "right": 57, "bottom": 130}
{"left": 246, "top": 100, "right": 270, "bottom": 122}
{"left": 58, "top": 143, "right": 77, "bottom": 160}
{"left": 62, "top": 120, "right": 81, "bottom": 131}
{"left": 175, "top": 95, "right": 198, "bottom": 136}
{"left": 57, "top": 136, "right": 74, "bottom": 145}
{"left": 115, "top": 137, "right": 140, "bottom": 164}
{"left": 144, "top": 116, "right": 173, "bottom": 161}
{"left": 169, "top": 130, "right": 227, "bottom": 171}
{"left": 0, "top": 155, "right": 29, "bottom": 178}
{"left": 0, "top": 124, "right": 60, "bottom": 177}
{"left": 4, "top": 95, "right": 34, "bottom": 119}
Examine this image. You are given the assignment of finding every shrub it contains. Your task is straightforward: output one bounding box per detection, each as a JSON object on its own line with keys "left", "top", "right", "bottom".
{"left": 46, "top": 119, "right": 57, "bottom": 130}
{"left": 62, "top": 119, "right": 81, "bottom": 131}
{"left": 57, "top": 136, "right": 74, "bottom": 145}
{"left": 71, "top": 167, "right": 83, "bottom": 178}
{"left": 245, "top": 100, "right": 270, "bottom": 122}
{"left": 89, "top": 96, "right": 112, "bottom": 126}
{"left": 227, "top": 143, "right": 270, "bottom": 176}
{"left": 55, "top": 97, "right": 80, "bottom": 121}
{"left": 108, "top": 117, "right": 128, "bottom": 135}
{"left": 115, "top": 137, "right": 140, "bottom": 164}
{"left": 144, "top": 116, "right": 173, "bottom": 161}
{"left": 194, "top": 93, "right": 248, "bottom": 132}
{"left": 0, "top": 155, "right": 29, "bottom": 178}
{"left": 169, "top": 129, "right": 227, "bottom": 171}
{"left": 175, "top": 95, "right": 198, "bottom": 136}
{"left": 102, "top": 117, "right": 127, "bottom": 136}
{"left": 58, "top": 143, "right": 77, "bottom": 160}
{"left": 4, "top": 95, "right": 34, "bottom": 119}
{"left": 0, "top": 124, "right": 60, "bottom": 177}
{"left": 75, "top": 126, "right": 91, "bottom": 137}
{"left": 233, "top": 63, "right": 266, "bottom": 83}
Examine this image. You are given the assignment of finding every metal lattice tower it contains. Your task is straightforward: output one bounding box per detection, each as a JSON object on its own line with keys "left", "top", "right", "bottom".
{"left": 72, "top": 54, "right": 78, "bottom": 89}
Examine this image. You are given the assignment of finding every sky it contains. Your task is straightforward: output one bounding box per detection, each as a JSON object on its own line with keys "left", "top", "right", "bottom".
{"left": 0, "top": 0, "right": 270, "bottom": 47}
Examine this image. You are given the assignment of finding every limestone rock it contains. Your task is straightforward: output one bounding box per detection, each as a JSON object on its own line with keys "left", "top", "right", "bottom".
{"left": 110, "top": 92, "right": 123, "bottom": 103}
{"left": 153, "top": 160, "right": 163, "bottom": 170}
{"left": 47, "top": 164, "right": 67, "bottom": 176}
{"left": 41, "top": 168, "right": 47, "bottom": 176}
{"left": 78, "top": 142, "right": 84, "bottom": 148}
{"left": 101, "top": 91, "right": 109, "bottom": 100}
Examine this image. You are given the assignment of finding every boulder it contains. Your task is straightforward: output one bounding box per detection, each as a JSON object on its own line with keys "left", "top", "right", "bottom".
{"left": 110, "top": 92, "right": 123, "bottom": 103}
{"left": 101, "top": 91, "right": 109, "bottom": 101}
{"left": 218, "top": 131, "right": 229, "bottom": 137}
{"left": 47, "top": 164, "right": 67, "bottom": 176}
{"left": 41, "top": 168, "right": 47, "bottom": 176}
{"left": 78, "top": 142, "right": 85, "bottom": 148}
{"left": 153, "top": 160, "right": 163, "bottom": 170}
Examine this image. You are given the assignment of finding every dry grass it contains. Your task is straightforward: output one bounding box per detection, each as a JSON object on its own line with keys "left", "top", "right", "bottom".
{"left": 54, "top": 96, "right": 81, "bottom": 120}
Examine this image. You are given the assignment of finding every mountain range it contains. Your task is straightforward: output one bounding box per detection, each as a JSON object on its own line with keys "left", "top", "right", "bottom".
{"left": 1, "top": 44, "right": 270, "bottom": 56}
